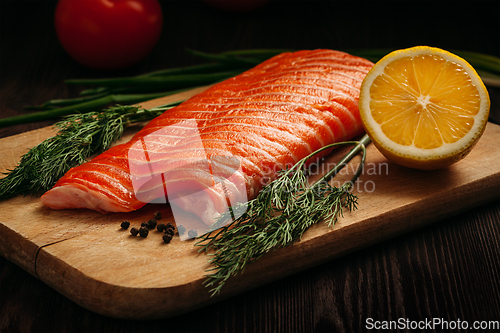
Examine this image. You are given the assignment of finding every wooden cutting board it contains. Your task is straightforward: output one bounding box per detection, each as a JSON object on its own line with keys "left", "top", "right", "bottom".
{"left": 1, "top": 88, "right": 500, "bottom": 319}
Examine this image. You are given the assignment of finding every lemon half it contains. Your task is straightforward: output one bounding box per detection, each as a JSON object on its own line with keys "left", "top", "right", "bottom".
{"left": 359, "top": 46, "right": 490, "bottom": 170}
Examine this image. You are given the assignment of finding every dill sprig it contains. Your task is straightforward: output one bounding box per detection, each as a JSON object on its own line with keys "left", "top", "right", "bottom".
{"left": 0, "top": 102, "right": 181, "bottom": 199}
{"left": 196, "top": 134, "right": 371, "bottom": 295}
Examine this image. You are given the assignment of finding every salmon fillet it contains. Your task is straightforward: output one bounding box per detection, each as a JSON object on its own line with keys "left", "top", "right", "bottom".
{"left": 41, "top": 50, "right": 373, "bottom": 225}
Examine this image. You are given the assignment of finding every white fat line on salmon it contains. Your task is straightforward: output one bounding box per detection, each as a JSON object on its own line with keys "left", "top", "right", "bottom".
{"left": 127, "top": 143, "right": 269, "bottom": 184}
{"left": 126, "top": 148, "right": 271, "bottom": 180}
{"left": 43, "top": 184, "right": 129, "bottom": 212}
{"left": 143, "top": 122, "right": 315, "bottom": 154}
{"left": 124, "top": 111, "right": 344, "bottom": 169}
{"left": 167, "top": 110, "right": 334, "bottom": 139}
{"left": 254, "top": 51, "right": 372, "bottom": 66}
{"left": 166, "top": 115, "right": 326, "bottom": 146}
{"left": 262, "top": 49, "right": 351, "bottom": 60}
{"left": 257, "top": 67, "right": 371, "bottom": 82}
{"left": 213, "top": 77, "right": 363, "bottom": 98}
{"left": 81, "top": 161, "right": 134, "bottom": 180}
{"left": 170, "top": 101, "right": 343, "bottom": 140}
{"left": 129, "top": 133, "right": 295, "bottom": 164}
{"left": 281, "top": 51, "right": 373, "bottom": 63}
{"left": 181, "top": 93, "right": 331, "bottom": 107}
{"left": 126, "top": 128, "right": 300, "bottom": 164}
{"left": 92, "top": 153, "right": 262, "bottom": 197}
{"left": 170, "top": 97, "right": 355, "bottom": 130}
{"left": 245, "top": 80, "right": 362, "bottom": 97}
{"left": 182, "top": 95, "right": 358, "bottom": 129}
{"left": 331, "top": 115, "right": 347, "bottom": 141}
{"left": 89, "top": 159, "right": 132, "bottom": 173}
{"left": 251, "top": 67, "right": 370, "bottom": 81}
{"left": 188, "top": 94, "right": 334, "bottom": 107}
{"left": 168, "top": 107, "right": 351, "bottom": 142}
{"left": 130, "top": 158, "right": 245, "bottom": 186}
{"left": 221, "top": 72, "right": 365, "bottom": 89}
{"left": 125, "top": 124, "right": 283, "bottom": 210}
{"left": 76, "top": 178, "right": 131, "bottom": 207}
{"left": 183, "top": 139, "right": 285, "bottom": 166}
{"left": 208, "top": 83, "right": 358, "bottom": 105}
{"left": 133, "top": 170, "right": 246, "bottom": 198}
{"left": 168, "top": 102, "right": 337, "bottom": 131}
{"left": 278, "top": 57, "right": 372, "bottom": 68}
{"left": 78, "top": 169, "right": 134, "bottom": 195}
{"left": 143, "top": 113, "right": 347, "bottom": 161}
{"left": 136, "top": 168, "right": 257, "bottom": 204}
{"left": 290, "top": 59, "right": 373, "bottom": 70}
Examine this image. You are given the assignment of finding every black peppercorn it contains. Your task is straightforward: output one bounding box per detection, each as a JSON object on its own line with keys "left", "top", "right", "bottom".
{"left": 146, "top": 219, "right": 157, "bottom": 229}
{"left": 162, "top": 234, "right": 172, "bottom": 244}
{"left": 154, "top": 211, "right": 162, "bottom": 220}
{"left": 165, "top": 228, "right": 175, "bottom": 236}
{"left": 157, "top": 223, "right": 166, "bottom": 232}
{"left": 188, "top": 229, "right": 197, "bottom": 238}
{"left": 165, "top": 222, "right": 175, "bottom": 231}
{"left": 141, "top": 221, "right": 148, "bottom": 228}
{"left": 177, "top": 225, "right": 186, "bottom": 235}
{"left": 120, "top": 221, "right": 130, "bottom": 229}
{"left": 130, "top": 227, "right": 139, "bottom": 236}
{"left": 139, "top": 227, "right": 149, "bottom": 238}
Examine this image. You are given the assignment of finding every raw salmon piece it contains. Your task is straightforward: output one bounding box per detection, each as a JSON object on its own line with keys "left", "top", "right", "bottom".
{"left": 41, "top": 50, "right": 373, "bottom": 225}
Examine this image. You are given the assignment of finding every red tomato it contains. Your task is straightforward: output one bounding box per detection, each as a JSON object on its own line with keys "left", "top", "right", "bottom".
{"left": 202, "top": 0, "right": 271, "bottom": 12}
{"left": 55, "top": 0, "right": 163, "bottom": 70}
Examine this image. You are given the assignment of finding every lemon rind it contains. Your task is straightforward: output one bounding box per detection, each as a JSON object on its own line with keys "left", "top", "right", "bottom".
{"left": 359, "top": 46, "right": 490, "bottom": 162}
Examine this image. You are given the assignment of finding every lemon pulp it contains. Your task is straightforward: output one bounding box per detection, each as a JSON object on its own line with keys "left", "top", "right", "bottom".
{"left": 359, "top": 46, "right": 490, "bottom": 170}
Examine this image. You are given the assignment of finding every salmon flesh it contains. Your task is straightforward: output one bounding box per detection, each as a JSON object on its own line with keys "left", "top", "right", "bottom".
{"left": 41, "top": 50, "right": 373, "bottom": 226}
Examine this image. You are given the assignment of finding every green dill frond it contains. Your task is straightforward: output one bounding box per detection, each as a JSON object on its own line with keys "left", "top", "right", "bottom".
{"left": 196, "top": 135, "right": 370, "bottom": 296}
{"left": 0, "top": 103, "right": 181, "bottom": 199}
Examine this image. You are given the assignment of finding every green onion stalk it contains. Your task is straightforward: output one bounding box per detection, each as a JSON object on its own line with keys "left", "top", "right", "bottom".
{"left": 1, "top": 48, "right": 498, "bottom": 128}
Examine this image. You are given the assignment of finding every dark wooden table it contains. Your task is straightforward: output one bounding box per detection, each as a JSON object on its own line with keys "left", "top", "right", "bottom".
{"left": 1, "top": 1, "right": 499, "bottom": 332}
